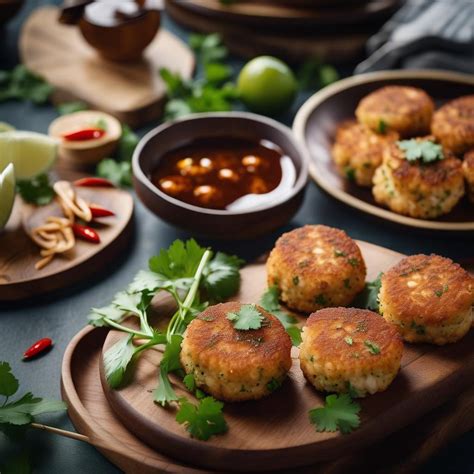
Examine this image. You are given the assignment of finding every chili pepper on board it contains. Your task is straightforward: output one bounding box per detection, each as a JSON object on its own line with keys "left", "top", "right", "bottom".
{"left": 73, "top": 177, "right": 115, "bottom": 188}
{"left": 62, "top": 128, "right": 105, "bottom": 141}
{"left": 23, "top": 338, "right": 53, "bottom": 360}
{"left": 90, "top": 204, "right": 115, "bottom": 218}
{"left": 72, "top": 223, "right": 101, "bottom": 243}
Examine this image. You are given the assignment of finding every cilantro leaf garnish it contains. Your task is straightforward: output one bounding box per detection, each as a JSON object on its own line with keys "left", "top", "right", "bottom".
{"left": 183, "top": 374, "right": 196, "bottom": 392}
{"left": 176, "top": 396, "right": 228, "bottom": 441}
{"left": 353, "top": 272, "right": 383, "bottom": 312}
{"left": 16, "top": 174, "right": 54, "bottom": 206}
{"left": 397, "top": 139, "right": 444, "bottom": 164}
{"left": 297, "top": 58, "right": 339, "bottom": 90}
{"left": 227, "top": 304, "right": 264, "bottom": 330}
{"left": 154, "top": 335, "right": 183, "bottom": 406}
{"left": 344, "top": 336, "right": 353, "bottom": 346}
{"left": 309, "top": 393, "right": 361, "bottom": 434}
{"left": 259, "top": 286, "right": 302, "bottom": 346}
{"left": 96, "top": 159, "right": 132, "bottom": 187}
{"left": 103, "top": 335, "right": 136, "bottom": 389}
{"left": 0, "top": 362, "right": 66, "bottom": 429}
{"left": 377, "top": 119, "right": 387, "bottom": 134}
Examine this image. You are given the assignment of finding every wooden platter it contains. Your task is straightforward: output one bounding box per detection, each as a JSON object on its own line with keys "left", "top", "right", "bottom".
{"left": 0, "top": 186, "right": 133, "bottom": 301}
{"left": 61, "top": 240, "right": 474, "bottom": 473}
{"left": 19, "top": 7, "right": 195, "bottom": 127}
{"left": 293, "top": 70, "right": 474, "bottom": 232}
{"left": 90, "top": 240, "right": 473, "bottom": 472}
{"left": 165, "top": 0, "right": 370, "bottom": 62}
{"left": 176, "top": 0, "right": 401, "bottom": 29}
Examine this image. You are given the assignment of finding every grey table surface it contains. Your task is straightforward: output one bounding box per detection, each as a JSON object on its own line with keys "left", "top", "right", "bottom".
{"left": 0, "top": 1, "right": 473, "bottom": 472}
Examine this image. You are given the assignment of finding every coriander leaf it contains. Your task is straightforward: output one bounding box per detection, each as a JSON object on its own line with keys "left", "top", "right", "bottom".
{"left": 56, "top": 101, "right": 88, "bottom": 115}
{"left": 154, "top": 335, "right": 183, "bottom": 406}
{"left": 16, "top": 174, "right": 54, "bottom": 206}
{"left": 0, "top": 362, "right": 19, "bottom": 397}
{"left": 266, "top": 378, "right": 281, "bottom": 393}
{"left": 353, "top": 272, "right": 383, "bottom": 312}
{"left": 204, "top": 63, "right": 232, "bottom": 84}
{"left": 297, "top": 58, "right": 339, "bottom": 90}
{"left": 286, "top": 326, "right": 302, "bottom": 346}
{"left": 176, "top": 396, "right": 227, "bottom": 441}
{"left": 319, "top": 65, "right": 339, "bottom": 87}
{"left": 103, "top": 335, "right": 136, "bottom": 389}
{"left": 159, "top": 68, "right": 191, "bottom": 98}
{"left": 149, "top": 239, "right": 206, "bottom": 280}
{"left": 0, "top": 392, "right": 66, "bottom": 426}
{"left": 183, "top": 374, "right": 196, "bottom": 392}
{"left": 96, "top": 159, "right": 132, "bottom": 187}
{"left": 397, "top": 139, "right": 444, "bottom": 164}
{"left": 364, "top": 340, "right": 380, "bottom": 355}
{"left": 118, "top": 125, "right": 139, "bottom": 162}
{"left": 201, "top": 252, "right": 244, "bottom": 302}
{"left": 112, "top": 291, "right": 142, "bottom": 314}
{"left": 309, "top": 394, "right": 361, "bottom": 434}
{"left": 227, "top": 304, "right": 263, "bottom": 330}
{"left": 377, "top": 119, "right": 387, "bottom": 134}
{"left": 128, "top": 270, "right": 192, "bottom": 294}
{"left": 190, "top": 33, "right": 228, "bottom": 64}
{"left": 164, "top": 98, "right": 192, "bottom": 120}
{"left": 88, "top": 305, "right": 128, "bottom": 327}
{"left": 344, "top": 336, "right": 353, "bottom": 346}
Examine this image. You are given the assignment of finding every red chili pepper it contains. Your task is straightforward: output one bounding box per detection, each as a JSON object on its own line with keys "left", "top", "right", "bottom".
{"left": 72, "top": 223, "right": 101, "bottom": 243}
{"left": 62, "top": 128, "right": 106, "bottom": 141}
{"left": 90, "top": 204, "right": 115, "bottom": 218}
{"left": 73, "top": 177, "right": 115, "bottom": 188}
{"left": 23, "top": 338, "right": 53, "bottom": 360}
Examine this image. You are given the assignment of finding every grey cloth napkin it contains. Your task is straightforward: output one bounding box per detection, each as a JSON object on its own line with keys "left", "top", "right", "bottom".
{"left": 355, "top": 0, "right": 474, "bottom": 74}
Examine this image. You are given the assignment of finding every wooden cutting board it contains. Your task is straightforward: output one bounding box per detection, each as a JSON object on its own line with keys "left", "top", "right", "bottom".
{"left": 0, "top": 187, "right": 133, "bottom": 301}
{"left": 19, "top": 7, "right": 195, "bottom": 127}
{"left": 92, "top": 240, "right": 473, "bottom": 472}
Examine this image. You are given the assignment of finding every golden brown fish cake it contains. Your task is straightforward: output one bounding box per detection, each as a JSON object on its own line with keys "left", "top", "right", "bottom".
{"left": 355, "top": 86, "right": 434, "bottom": 137}
{"left": 180, "top": 302, "right": 292, "bottom": 402}
{"left": 332, "top": 120, "right": 399, "bottom": 187}
{"left": 266, "top": 225, "right": 366, "bottom": 313}
{"left": 372, "top": 137, "right": 465, "bottom": 218}
{"left": 299, "top": 307, "right": 403, "bottom": 397}
{"left": 462, "top": 149, "right": 474, "bottom": 203}
{"left": 431, "top": 95, "right": 474, "bottom": 155}
{"left": 379, "top": 254, "right": 474, "bottom": 345}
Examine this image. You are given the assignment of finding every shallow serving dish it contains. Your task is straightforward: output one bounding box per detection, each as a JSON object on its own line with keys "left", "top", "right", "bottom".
{"left": 293, "top": 70, "right": 474, "bottom": 232}
{"left": 133, "top": 112, "right": 308, "bottom": 239}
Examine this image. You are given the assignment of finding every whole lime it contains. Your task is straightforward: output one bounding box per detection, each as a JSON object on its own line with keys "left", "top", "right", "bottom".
{"left": 237, "top": 56, "right": 297, "bottom": 115}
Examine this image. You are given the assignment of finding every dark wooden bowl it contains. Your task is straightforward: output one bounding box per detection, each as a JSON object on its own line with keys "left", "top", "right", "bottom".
{"left": 0, "top": 0, "right": 24, "bottom": 26}
{"left": 293, "top": 70, "right": 474, "bottom": 232}
{"left": 79, "top": 2, "right": 160, "bottom": 62}
{"left": 133, "top": 112, "right": 309, "bottom": 239}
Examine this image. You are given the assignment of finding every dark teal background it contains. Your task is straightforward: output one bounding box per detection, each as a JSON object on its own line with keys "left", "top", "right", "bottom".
{"left": 0, "top": 1, "right": 472, "bottom": 472}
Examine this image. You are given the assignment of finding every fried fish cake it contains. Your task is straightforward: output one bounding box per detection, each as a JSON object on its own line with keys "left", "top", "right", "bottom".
{"left": 372, "top": 137, "right": 464, "bottom": 219}
{"left": 180, "top": 302, "right": 292, "bottom": 402}
{"left": 431, "top": 95, "right": 474, "bottom": 155}
{"left": 332, "top": 120, "right": 399, "bottom": 187}
{"left": 266, "top": 225, "right": 366, "bottom": 313}
{"left": 379, "top": 254, "right": 474, "bottom": 345}
{"left": 299, "top": 308, "right": 403, "bottom": 397}
{"left": 462, "top": 149, "right": 474, "bottom": 203}
{"left": 356, "top": 86, "right": 434, "bottom": 138}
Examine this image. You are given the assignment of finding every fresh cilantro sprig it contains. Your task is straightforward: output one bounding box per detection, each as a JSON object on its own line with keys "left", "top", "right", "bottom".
{"left": 88, "top": 239, "right": 243, "bottom": 439}
{"left": 397, "top": 139, "right": 444, "bottom": 164}
{"left": 309, "top": 393, "right": 361, "bottom": 434}
{"left": 0, "top": 362, "right": 66, "bottom": 435}
{"left": 16, "top": 173, "right": 54, "bottom": 206}
{"left": 0, "top": 65, "right": 53, "bottom": 105}
{"left": 227, "top": 304, "right": 263, "bottom": 330}
{"left": 297, "top": 58, "right": 339, "bottom": 91}
{"left": 259, "top": 286, "right": 302, "bottom": 346}
{"left": 353, "top": 273, "right": 383, "bottom": 312}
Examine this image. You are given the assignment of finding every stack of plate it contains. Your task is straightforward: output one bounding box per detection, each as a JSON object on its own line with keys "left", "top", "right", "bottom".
{"left": 165, "top": 0, "right": 402, "bottom": 62}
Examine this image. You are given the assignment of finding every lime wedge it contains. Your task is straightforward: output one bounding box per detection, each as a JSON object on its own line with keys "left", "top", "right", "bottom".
{"left": 0, "top": 131, "right": 58, "bottom": 180}
{"left": 0, "top": 163, "right": 16, "bottom": 229}
{"left": 0, "top": 122, "right": 15, "bottom": 133}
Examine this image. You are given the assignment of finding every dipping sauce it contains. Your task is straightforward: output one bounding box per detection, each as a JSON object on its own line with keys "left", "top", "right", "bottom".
{"left": 150, "top": 137, "right": 296, "bottom": 210}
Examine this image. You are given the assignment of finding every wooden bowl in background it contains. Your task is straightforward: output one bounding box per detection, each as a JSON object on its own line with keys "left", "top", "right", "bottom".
{"left": 0, "top": 0, "right": 24, "bottom": 26}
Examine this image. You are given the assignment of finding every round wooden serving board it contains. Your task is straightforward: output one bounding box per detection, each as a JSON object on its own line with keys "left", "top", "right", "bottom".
{"left": 94, "top": 241, "right": 474, "bottom": 472}
{"left": 0, "top": 187, "right": 133, "bottom": 301}
{"left": 293, "top": 70, "right": 474, "bottom": 232}
{"left": 20, "top": 7, "right": 195, "bottom": 127}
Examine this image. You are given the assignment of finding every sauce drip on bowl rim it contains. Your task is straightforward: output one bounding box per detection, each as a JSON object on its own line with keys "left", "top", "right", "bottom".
{"left": 150, "top": 137, "right": 296, "bottom": 211}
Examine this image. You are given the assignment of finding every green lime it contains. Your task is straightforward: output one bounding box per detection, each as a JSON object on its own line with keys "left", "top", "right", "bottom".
{"left": 0, "top": 122, "right": 15, "bottom": 133}
{"left": 0, "top": 131, "right": 58, "bottom": 180}
{"left": 0, "top": 163, "right": 16, "bottom": 230}
{"left": 237, "top": 56, "right": 297, "bottom": 115}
